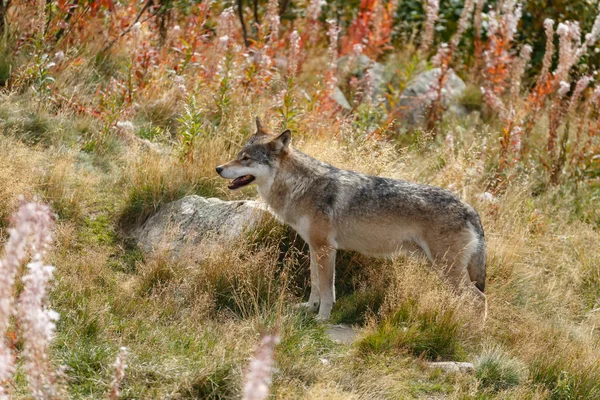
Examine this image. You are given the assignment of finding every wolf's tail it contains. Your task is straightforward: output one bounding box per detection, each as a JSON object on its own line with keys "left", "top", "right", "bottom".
{"left": 467, "top": 236, "right": 486, "bottom": 292}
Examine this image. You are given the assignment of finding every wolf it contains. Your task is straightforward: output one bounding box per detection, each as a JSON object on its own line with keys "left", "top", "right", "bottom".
{"left": 216, "top": 118, "right": 487, "bottom": 320}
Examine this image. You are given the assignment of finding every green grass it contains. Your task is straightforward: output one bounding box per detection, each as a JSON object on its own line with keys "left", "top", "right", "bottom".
{"left": 331, "top": 289, "right": 384, "bottom": 325}
{"left": 136, "top": 124, "right": 165, "bottom": 141}
{"left": 458, "top": 83, "right": 484, "bottom": 113}
{"left": 358, "top": 298, "right": 467, "bottom": 361}
{"left": 530, "top": 353, "right": 600, "bottom": 399}
{"left": 0, "top": 51, "right": 11, "bottom": 86}
{"left": 57, "top": 337, "right": 114, "bottom": 396}
{"left": 475, "top": 347, "right": 525, "bottom": 393}
{"left": 2, "top": 98, "right": 595, "bottom": 398}
{"left": 275, "top": 313, "right": 337, "bottom": 387}
{"left": 177, "top": 364, "right": 239, "bottom": 400}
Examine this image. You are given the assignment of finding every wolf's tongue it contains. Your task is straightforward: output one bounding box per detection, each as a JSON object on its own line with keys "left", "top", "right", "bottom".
{"left": 228, "top": 175, "right": 255, "bottom": 190}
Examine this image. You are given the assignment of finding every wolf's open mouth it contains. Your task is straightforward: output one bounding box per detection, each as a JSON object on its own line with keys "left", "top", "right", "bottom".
{"left": 228, "top": 175, "right": 255, "bottom": 190}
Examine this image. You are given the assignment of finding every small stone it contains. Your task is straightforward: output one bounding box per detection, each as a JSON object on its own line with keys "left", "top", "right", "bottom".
{"left": 477, "top": 192, "right": 497, "bottom": 204}
{"left": 325, "top": 324, "right": 358, "bottom": 345}
{"left": 427, "top": 361, "right": 475, "bottom": 373}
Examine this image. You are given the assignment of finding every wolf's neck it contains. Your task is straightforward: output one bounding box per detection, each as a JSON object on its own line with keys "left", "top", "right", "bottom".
{"left": 257, "top": 147, "right": 325, "bottom": 215}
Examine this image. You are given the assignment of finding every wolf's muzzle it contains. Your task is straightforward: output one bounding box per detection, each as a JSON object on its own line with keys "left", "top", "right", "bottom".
{"left": 216, "top": 166, "right": 223, "bottom": 175}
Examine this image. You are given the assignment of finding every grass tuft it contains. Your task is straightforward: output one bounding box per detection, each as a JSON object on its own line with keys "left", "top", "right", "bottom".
{"left": 331, "top": 289, "right": 384, "bottom": 325}
{"left": 178, "top": 364, "right": 239, "bottom": 400}
{"left": 474, "top": 346, "right": 525, "bottom": 393}
{"left": 358, "top": 298, "right": 466, "bottom": 361}
{"left": 58, "top": 338, "right": 114, "bottom": 396}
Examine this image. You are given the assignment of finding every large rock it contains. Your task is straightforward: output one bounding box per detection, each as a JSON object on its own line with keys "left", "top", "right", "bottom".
{"left": 134, "top": 195, "right": 271, "bottom": 260}
{"left": 331, "top": 86, "right": 352, "bottom": 110}
{"left": 337, "top": 54, "right": 386, "bottom": 90}
{"left": 399, "top": 68, "right": 467, "bottom": 126}
{"left": 336, "top": 54, "right": 387, "bottom": 104}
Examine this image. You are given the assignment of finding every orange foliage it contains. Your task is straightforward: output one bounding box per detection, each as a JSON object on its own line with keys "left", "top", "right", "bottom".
{"left": 340, "top": 0, "right": 396, "bottom": 59}
{"left": 483, "top": 26, "right": 512, "bottom": 96}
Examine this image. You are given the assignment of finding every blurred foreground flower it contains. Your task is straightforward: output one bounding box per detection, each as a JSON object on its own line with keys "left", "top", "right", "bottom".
{"left": 242, "top": 334, "right": 280, "bottom": 400}
{"left": 0, "top": 200, "right": 58, "bottom": 399}
{"left": 108, "top": 347, "right": 129, "bottom": 400}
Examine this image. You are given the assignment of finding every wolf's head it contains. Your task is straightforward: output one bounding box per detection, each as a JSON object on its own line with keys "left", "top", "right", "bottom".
{"left": 216, "top": 117, "right": 291, "bottom": 190}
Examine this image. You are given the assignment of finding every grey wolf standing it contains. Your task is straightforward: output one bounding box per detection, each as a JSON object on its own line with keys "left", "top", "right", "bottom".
{"left": 217, "top": 118, "right": 487, "bottom": 320}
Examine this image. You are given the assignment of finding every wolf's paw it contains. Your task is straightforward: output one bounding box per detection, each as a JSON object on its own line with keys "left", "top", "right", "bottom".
{"left": 295, "top": 301, "right": 319, "bottom": 313}
{"left": 315, "top": 313, "right": 331, "bottom": 323}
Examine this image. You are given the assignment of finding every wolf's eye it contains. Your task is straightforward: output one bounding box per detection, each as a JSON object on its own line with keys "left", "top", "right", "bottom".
{"left": 241, "top": 154, "right": 251, "bottom": 161}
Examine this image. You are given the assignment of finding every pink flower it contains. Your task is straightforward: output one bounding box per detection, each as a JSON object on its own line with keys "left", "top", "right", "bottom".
{"left": 558, "top": 81, "right": 571, "bottom": 97}
{"left": 554, "top": 22, "right": 581, "bottom": 83}
{"left": 480, "top": 87, "right": 507, "bottom": 119}
{"left": 419, "top": 0, "right": 440, "bottom": 55}
{"left": 131, "top": 22, "right": 142, "bottom": 36}
{"left": 108, "top": 347, "right": 128, "bottom": 400}
{"left": 568, "top": 75, "right": 592, "bottom": 114}
{"left": 307, "top": 0, "right": 325, "bottom": 21}
{"left": 265, "top": 0, "right": 280, "bottom": 42}
{"left": 216, "top": 7, "right": 236, "bottom": 44}
{"left": 445, "top": 134, "right": 454, "bottom": 151}
{"left": 538, "top": 19, "right": 555, "bottom": 84}
{"left": 510, "top": 125, "right": 523, "bottom": 154}
{"left": 0, "top": 201, "right": 56, "bottom": 399}
{"left": 450, "top": 0, "right": 475, "bottom": 53}
{"left": 352, "top": 43, "right": 364, "bottom": 57}
{"left": 242, "top": 334, "right": 280, "bottom": 400}
{"left": 288, "top": 30, "right": 301, "bottom": 78}
{"left": 325, "top": 19, "right": 340, "bottom": 93}
{"left": 510, "top": 44, "right": 533, "bottom": 100}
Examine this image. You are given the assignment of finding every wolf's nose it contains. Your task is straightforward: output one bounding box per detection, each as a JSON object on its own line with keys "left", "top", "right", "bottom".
{"left": 216, "top": 166, "right": 223, "bottom": 174}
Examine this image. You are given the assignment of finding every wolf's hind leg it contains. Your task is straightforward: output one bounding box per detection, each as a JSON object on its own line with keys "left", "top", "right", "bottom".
{"left": 447, "top": 265, "right": 487, "bottom": 319}
{"left": 431, "top": 230, "right": 487, "bottom": 318}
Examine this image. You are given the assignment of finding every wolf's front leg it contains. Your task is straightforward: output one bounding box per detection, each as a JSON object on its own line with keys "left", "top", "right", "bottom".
{"left": 297, "top": 248, "right": 321, "bottom": 313}
{"left": 315, "top": 245, "right": 336, "bottom": 321}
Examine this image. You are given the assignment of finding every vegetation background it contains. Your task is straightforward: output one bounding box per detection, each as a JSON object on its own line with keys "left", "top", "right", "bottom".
{"left": 0, "top": 0, "right": 600, "bottom": 398}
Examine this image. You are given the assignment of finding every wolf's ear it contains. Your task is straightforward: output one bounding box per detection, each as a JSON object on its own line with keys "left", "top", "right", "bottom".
{"left": 255, "top": 117, "right": 268, "bottom": 135}
{"left": 270, "top": 129, "right": 291, "bottom": 153}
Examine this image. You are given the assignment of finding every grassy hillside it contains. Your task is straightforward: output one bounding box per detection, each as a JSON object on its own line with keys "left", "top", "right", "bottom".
{"left": 1, "top": 1, "right": 600, "bottom": 399}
